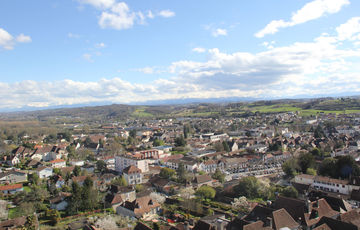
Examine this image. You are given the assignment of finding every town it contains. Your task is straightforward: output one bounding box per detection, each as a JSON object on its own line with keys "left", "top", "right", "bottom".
{"left": 0, "top": 99, "right": 360, "bottom": 230}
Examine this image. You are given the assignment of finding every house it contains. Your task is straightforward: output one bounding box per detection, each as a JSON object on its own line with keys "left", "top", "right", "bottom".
{"left": 50, "top": 192, "right": 71, "bottom": 211}
{"left": 71, "top": 176, "right": 97, "bottom": 186}
{"left": 227, "top": 205, "right": 299, "bottom": 230}
{"left": 116, "top": 195, "right": 161, "bottom": 218}
{"left": 199, "top": 160, "right": 218, "bottom": 173}
{"left": 224, "top": 157, "right": 248, "bottom": 173}
{"left": 193, "top": 175, "right": 213, "bottom": 188}
{"left": 192, "top": 214, "right": 229, "bottom": 230}
{"left": 0, "top": 216, "right": 28, "bottom": 229}
{"left": 69, "top": 160, "right": 85, "bottom": 166}
{"left": 49, "top": 159, "right": 66, "bottom": 168}
{"left": 272, "top": 196, "right": 339, "bottom": 228}
{"left": 0, "top": 184, "right": 23, "bottom": 194}
{"left": 4, "top": 154, "right": 20, "bottom": 166}
{"left": 0, "top": 170, "right": 27, "bottom": 184}
{"left": 109, "top": 185, "right": 136, "bottom": 202}
{"left": 81, "top": 164, "right": 95, "bottom": 174}
{"left": 149, "top": 175, "right": 180, "bottom": 195}
{"left": 294, "top": 174, "right": 360, "bottom": 195}
{"left": 115, "top": 155, "right": 149, "bottom": 174}
{"left": 53, "top": 175, "right": 65, "bottom": 188}
{"left": 36, "top": 166, "right": 53, "bottom": 179}
{"left": 123, "top": 165, "right": 143, "bottom": 185}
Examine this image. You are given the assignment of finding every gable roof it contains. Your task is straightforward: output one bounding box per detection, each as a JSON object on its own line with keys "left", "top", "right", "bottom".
{"left": 0, "top": 183, "right": 23, "bottom": 191}
{"left": 195, "top": 174, "right": 212, "bottom": 184}
{"left": 272, "top": 208, "right": 299, "bottom": 230}
{"left": 122, "top": 195, "right": 160, "bottom": 217}
{"left": 123, "top": 165, "right": 142, "bottom": 174}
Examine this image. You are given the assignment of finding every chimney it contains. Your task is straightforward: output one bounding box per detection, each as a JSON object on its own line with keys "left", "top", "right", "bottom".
{"left": 184, "top": 221, "right": 190, "bottom": 230}
{"left": 216, "top": 219, "right": 225, "bottom": 230}
{"left": 266, "top": 217, "right": 273, "bottom": 229}
{"left": 305, "top": 198, "right": 311, "bottom": 213}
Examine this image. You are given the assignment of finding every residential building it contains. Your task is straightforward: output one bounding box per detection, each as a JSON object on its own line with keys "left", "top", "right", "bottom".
{"left": 36, "top": 166, "right": 53, "bottom": 179}
{"left": 0, "top": 184, "right": 23, "bottom": 194}
{"left": 116, "top": 195, "right": 161, "bottom": 218}
{"left": 123, "top": 165, "right": 143, "bottom": 185}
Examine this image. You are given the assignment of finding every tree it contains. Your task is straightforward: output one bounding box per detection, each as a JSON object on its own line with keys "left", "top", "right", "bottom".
{"left": 195, "top": 185, "right": 216, "bottom": 200}
{"left": 175, "top": 135, "right": 186, "bottom": 147}
{"left": 159, "top": 168, "right": 175, "bottom": 179}
{"left": 73, "top": 166, "right": 81, "bottom": 177}
{"left": 222, "top": 141, "right": 230, "bottom": 152}
{"left": 336, "top": 155, "right": 360, "bottom": 178}
{"left": 46, "top": 209, "right": 60, "bottom": 226}
{"left": 153, "top": 222, "right": 160, "bottom": 230}
{"left": 67, "top": 182, "right": 82, "bottom": 214}
{"left": 282, "top": 158, "right": 299, "bottom": 178}
{"left": 234, "top": 176, "right": 261, "bottom": 199}
{"left": 212, "top": 168, "right": 225, "bottom": 183}
{"left": 298, "top": 152, "right": 315, "bottom": 173}
{"left": 177, "top": 163, "right": 186, "bottom": 183}
{"left": 269, "top": 142, "right": 281, "bottom": 152}
{"left": 96, "top": 160, "right": 107, "bottom": 173}
{"left": 112, "top": 176, "right": 128, "bottom": 186}
{"left": 311, "top": 148, "right": 321, "bottom": 157}
{"left": 306, "top": 168, "right": 317, "bottom": 176}
{"left": 28, "top": 173, "right": 40, "bottom": 186}
{"left": 212, "top": 141, "right": 224, "bottom": 153}
{"left": 129, "top": 129, "right": 137, "bottom": 139}
{"left": 153, "top": 139, "right": 164, "bottom": 147}
{"left": 314, "top": 125, "right": 325, "bottom": 138}
{"left": 135, "top": 184, "right": 144, "bottom": 193}
{"left": 183, "top": 124, "right": 191, "bottom": 139}
{"left": 66, "top": 145, "right": 76, "bottom": 159}
{"left": 282, "top": 186, "right": 298, "bottom": 198}
{"left": 318, "top": 158, "right": 337, "bottom": 178}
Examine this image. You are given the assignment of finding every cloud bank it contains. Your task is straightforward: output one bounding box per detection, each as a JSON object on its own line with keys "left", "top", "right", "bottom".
{"left": 1, "top": 17, "right": 360, "bottom": 110}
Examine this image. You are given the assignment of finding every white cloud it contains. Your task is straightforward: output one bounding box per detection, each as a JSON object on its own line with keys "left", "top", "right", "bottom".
{"left": 68, "top": 33, "right": 80, "bottom": 39}
{"left": 137, "top": 67, "right": 154, "bottom": 74}
{"left": 158, "top": 10, "right": 175, "bottom": 18}
{"left": 95, "top": 42, "right": 106, "bottom": 48}
{"left": 192, "top": 47, "right": 206, "bottom": 53}
{"left": 83, "top": 53, "right": 93, "bottom": 62}
{"left": 147, "top": 10, "right": 154, "bottom": 19}
{"left": 336, "top": 17, "right": 360, "bottom": 41}
{"left": 256, "top": 0, "right": 350, "bottom": 38}
{"left": 0, "top": 28, "right": 31, "bottom": 50}
{"left": 78, "top": 0, "right": 115, "bottom": 9}
{"left": 16, "top": 34, "right": 32, "bottom": 43}
{"left": 98, "top": 2, "right": 136, "bottom": 30}
{"left": 0, "top": 28, "right": 14, "bottom": 50}
{"left": 212, "top": 28, "right": 227, "bottom": 37}
{"left": 78, "top": 0, "right": 175, "bottom": 30}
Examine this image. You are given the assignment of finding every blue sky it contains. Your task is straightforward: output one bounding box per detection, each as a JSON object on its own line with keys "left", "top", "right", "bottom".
{"left": 0, "top": 0, "right": 360, "bottom": 110}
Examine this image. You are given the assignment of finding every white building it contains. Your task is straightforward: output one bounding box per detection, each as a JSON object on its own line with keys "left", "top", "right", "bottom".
{"left": 115, "top": 155, "right": 149, "bottom": 174}
{"left": 123, "top": 165, "right": 143, "bottom": 185}
{"left": 36, "top": 166, "right": 53, "bottom": 179}
{"left": 294, "top": 174, "right": 360, "bottom": 195}
{"left": 49, "top": 159, "right": 66, "bottom": 168}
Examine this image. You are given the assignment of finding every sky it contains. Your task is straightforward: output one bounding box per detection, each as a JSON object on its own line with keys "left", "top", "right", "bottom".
{"left": 1, "top": 0, "right": 360, "bottom": 111}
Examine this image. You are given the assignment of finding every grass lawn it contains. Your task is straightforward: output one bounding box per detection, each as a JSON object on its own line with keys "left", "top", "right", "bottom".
{"left": 8, "top": 207, "right": 21, "bottom": 219}
{"left": 132, "top": 108, "right": 154, "bottom": 117}
{"left": 23, "top": 186, "right": 31, "bottom": 193}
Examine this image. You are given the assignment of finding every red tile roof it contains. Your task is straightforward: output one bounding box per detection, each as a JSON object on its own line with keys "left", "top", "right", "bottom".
{"left": 50, "top": 159, "right": 66, "bottom": 164}
{"left": 0, "top": 183, "right": 23, "bottom": 191}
